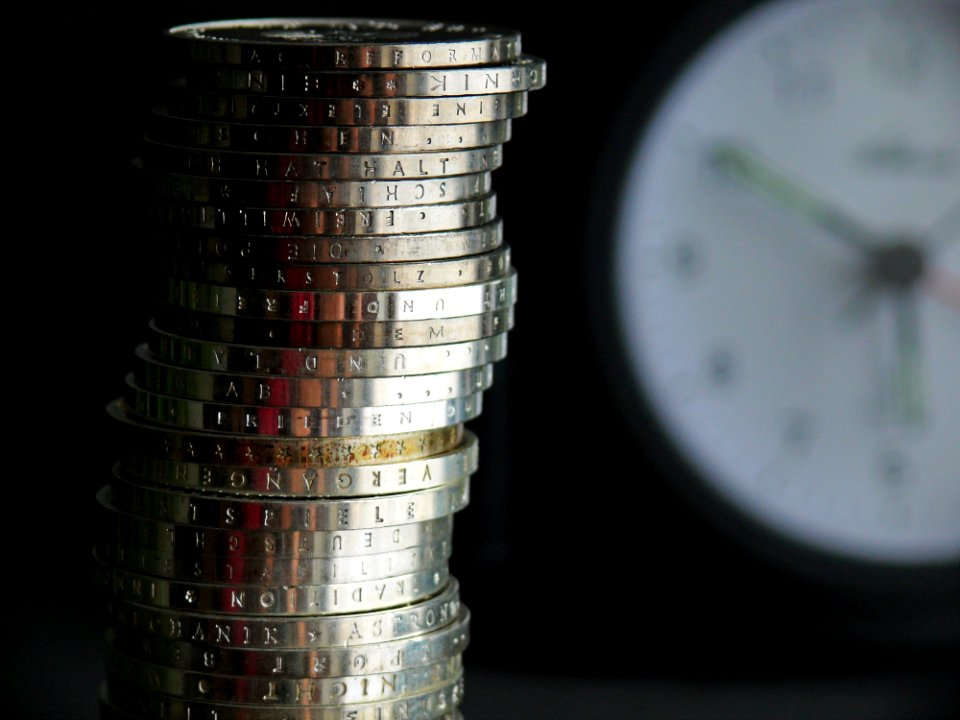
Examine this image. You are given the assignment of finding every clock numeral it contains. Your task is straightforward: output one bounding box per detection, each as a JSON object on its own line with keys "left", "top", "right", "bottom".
{"left": 706, "top": 346, "right": 737, "bottom": 388}
{"left": 876, "top": 449, "right": 909, "bottom": 486}
{"left": 759, "top": 37, "right": 834, "bottom": 108}
{"left": 664, "top": 233, "right": 705, "bottom": 281}
{"left": 782, "top": 409, "right": 816, "bottom": 455}
{"left": 870, "top": 13, "right": 927, "bottom": 89}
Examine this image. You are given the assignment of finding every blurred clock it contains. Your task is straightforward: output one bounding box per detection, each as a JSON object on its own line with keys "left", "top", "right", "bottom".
{"left": 599, "top": 0, "right": 959, "bottom": 618}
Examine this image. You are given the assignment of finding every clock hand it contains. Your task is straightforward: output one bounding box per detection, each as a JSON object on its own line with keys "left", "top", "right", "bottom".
{"left": 924, "top": 266, "right": 960, "bottom": 312}
{"left": 711, "top": 143, "right": 956, "bottom": 306}
{"left": 709, "top": 142, "right": 876, "bottom": 253}
{"left": 890, "top": 288, "right": 925, "bottom": 426}
{"left": 891, "top": 198, "right": 960, "bottom": 311}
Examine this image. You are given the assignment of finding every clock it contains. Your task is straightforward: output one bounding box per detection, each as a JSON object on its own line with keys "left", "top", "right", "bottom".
{"left": 599, "top": 0, "right": 959, "bottom": 609}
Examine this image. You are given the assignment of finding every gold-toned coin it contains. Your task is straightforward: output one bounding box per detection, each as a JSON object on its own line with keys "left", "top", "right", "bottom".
{"left": 108, "top": 399, "right": 464, "bottom": 466}
{"left": 121, "top": 432, "right": 478, "bottom": 497}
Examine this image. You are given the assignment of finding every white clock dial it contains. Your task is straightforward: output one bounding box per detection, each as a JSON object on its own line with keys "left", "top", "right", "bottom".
{"left": 613, "top": 0, "right": 960, "bottom": 565}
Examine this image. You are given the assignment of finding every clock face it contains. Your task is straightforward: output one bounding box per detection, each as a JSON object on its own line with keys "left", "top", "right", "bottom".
{"left": 612, "top": 0, "right": 960, "bottom": 566}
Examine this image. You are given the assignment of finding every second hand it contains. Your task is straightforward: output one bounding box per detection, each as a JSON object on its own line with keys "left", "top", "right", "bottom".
{"left": 892, "top": 288, "right": 925, "bottom": 427}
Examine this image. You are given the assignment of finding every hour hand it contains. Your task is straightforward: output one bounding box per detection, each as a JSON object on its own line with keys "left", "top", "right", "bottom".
{"left": 708, "top": 141, "right": 875, "bottom": 253}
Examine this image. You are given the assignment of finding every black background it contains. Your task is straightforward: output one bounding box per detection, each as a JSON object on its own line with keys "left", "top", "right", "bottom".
{"left": 15, "top": 2, "right": 959, "bottom": 717}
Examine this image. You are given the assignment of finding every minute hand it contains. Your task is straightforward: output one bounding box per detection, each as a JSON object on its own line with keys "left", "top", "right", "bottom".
{"left": 710, "top": 142, "right": 875, "bottom": 253}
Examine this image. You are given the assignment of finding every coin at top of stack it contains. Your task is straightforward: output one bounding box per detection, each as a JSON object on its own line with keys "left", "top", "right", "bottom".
{"left": 98, "top": 18, "right": 544, "bottom": 720}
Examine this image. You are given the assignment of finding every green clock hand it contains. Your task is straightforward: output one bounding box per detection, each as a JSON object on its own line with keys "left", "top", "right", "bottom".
{"left": 710, "top": 142, "right": 875, "bottom": 252}
{"left": 925, "top": 266, "right": 960, "bottom": 312}
{"left": 710, "top": 142, "right": 937, "bottom": 425}
{"left": 892, "top": 289, "right": 925, "bottom": 426}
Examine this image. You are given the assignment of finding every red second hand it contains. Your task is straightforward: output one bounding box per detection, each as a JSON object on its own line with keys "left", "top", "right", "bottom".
{"left": 925, "top": 266, "right": 960, "bottom": 312}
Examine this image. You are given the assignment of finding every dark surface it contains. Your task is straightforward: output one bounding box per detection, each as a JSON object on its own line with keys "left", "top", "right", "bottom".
{"left": 17, "top": 1, "right": 959, "bottom": 717}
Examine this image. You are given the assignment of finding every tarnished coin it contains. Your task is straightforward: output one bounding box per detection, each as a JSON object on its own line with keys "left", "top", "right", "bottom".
{"left": 108, "top": 399, "right": 464, "bottom": 466}
{"left": 121, "top": 431, "right": 478, "bottom": 497}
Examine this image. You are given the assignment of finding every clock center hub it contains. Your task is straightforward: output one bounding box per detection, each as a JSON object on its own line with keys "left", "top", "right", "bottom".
{"left": 871, "top": 241, "right": 926, "bottom": 288}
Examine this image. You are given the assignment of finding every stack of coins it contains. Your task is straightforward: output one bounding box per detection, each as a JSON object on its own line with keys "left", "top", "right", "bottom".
{"left": 97, "top": 19, "right": 544, "bottom": 720}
